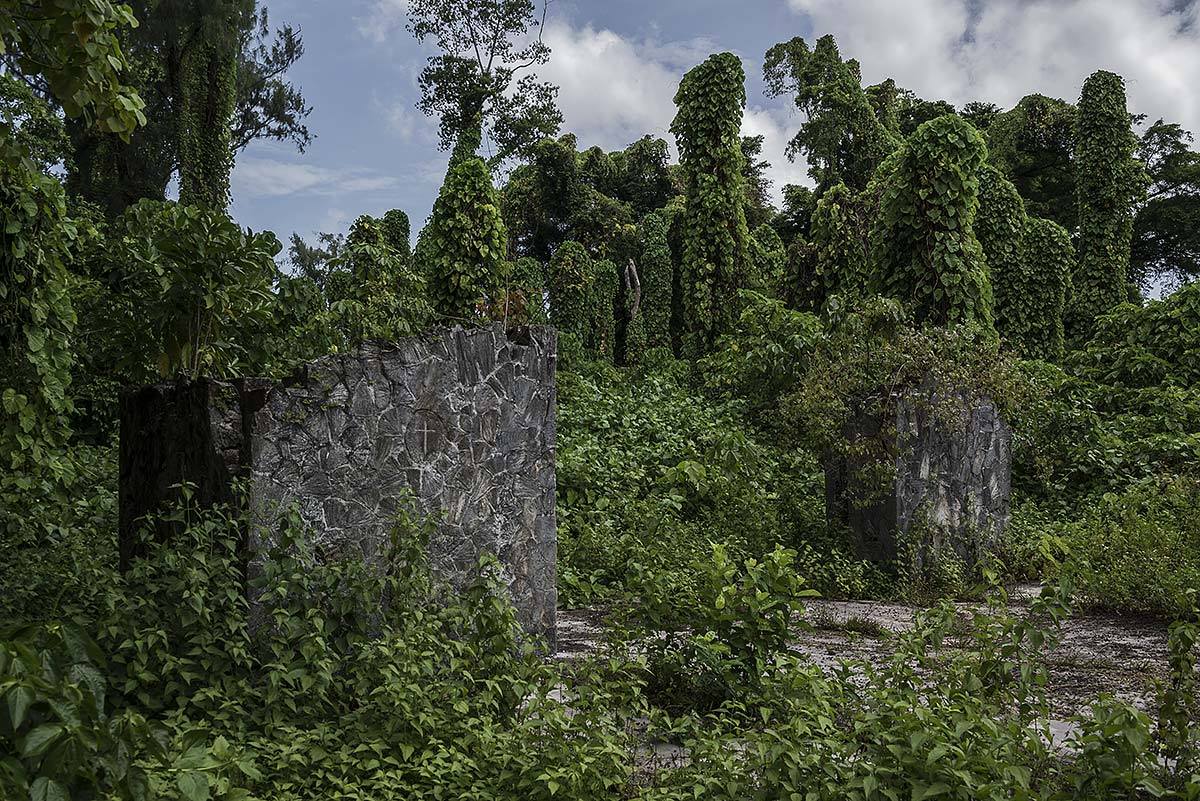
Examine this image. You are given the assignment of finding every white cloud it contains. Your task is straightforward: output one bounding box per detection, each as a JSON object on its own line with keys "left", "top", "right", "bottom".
{"left": 233, "top": 158, "right": 399, "bottom": 198}
{"left": 787, "top": 0, "right": 1200, "bottom": 136}
{"left": 540, "top": 20, "right": 810, "bottom": 203}
{"left": 356, "top": 0, "right": 409, "bottom": 44}
{"left": 539, "top": 21, "right": 687, "bottom": 150}
{"left": 742, "top": 106, "right": 809, "bottom": 199}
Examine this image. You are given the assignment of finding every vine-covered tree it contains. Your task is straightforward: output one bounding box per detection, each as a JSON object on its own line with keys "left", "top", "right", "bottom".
{"left": 811, "top": 183, "right": 868, "bottom": 304}
{"left": 591, "top": 259, "right": 618, "bottom": 362}
{"left": 1071, "top": 70, "right": 1145, "bottom": 340}
{"left": 408, "top": 0, "right": 561, "bottom": 167}
{"left": 56, "top": 1, "right": 311, "bottom": 215}
{"left": 783, "top": 235, "right": 820, "bottom": 312}
{"left": 548, "top": 240, "right": 594, "bottom": 362}
{"left": 671, "top": 52, "right": 751, "bottom": 356}
{"left": 1016, "top": 217, "right": 1073, "bottom": 361}
{"left": 426, "top": 157, "right": 508, "bottom": 321}
{"left": 380, "top": 209, "right": 412, "bottom": 267}
{"left": 763, "top": 35, "right": 898, "bottom": 192}
{"left": 1, "top": 0, "right": 144, "bottom": 479}
{"left": 976, "top": 165, "right": 1029, "bottom": 346}
{"left": 873, "top": 115, "right": 994, "bottom": 330}
{"left": 177, "top": 4, "right": 245, "bottom": 208}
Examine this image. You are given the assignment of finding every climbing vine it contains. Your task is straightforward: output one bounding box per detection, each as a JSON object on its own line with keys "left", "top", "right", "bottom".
{"left": 1071, "top": 70, "right": 1144, "bottom": 341}
{"left": 0, "top": 160, "right": 77, "bottom": 480}
{"left": 671, "top": 52, "right": 751, "bottom": 357}
{"left": 426, "top": 157, "right": 508, "bottom": 322}
{"left": 1015, "top": 217, "right": 1073, "bottom": 361}
{"left": 872, "top": 115, "right": 995, "bottom": 330}
{"left": 749, "top": 223, "right": 787, "bottom": 297}
{"left": 976, "top": 165, "right": 1029, "bottom": 347}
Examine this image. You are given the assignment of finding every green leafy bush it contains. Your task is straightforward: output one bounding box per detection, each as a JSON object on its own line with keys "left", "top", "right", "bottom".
{"left": 615, "top": 544, "right": 815, "bottom": 713}
{"left": 97, "top": 199, "right": 282, "bottom": 381}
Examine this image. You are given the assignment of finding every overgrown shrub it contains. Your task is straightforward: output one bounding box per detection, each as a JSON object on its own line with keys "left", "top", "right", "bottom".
{"left": 1054, "top": 478, "right": 1200, "bottom": 617}
{"left": 555, "top": 361, "right": 849, "bottom": 606}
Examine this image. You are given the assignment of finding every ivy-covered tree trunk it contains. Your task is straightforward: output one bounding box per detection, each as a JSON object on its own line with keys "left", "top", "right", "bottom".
{"left": 977, "top": 165, "right": 1030, "bottom": 348}
{"left": 548, "top": 241, "right": 593, "bottom": 364}
{"left": 178, "top": 43, "right": 238, "bottom": 209}
{"left": 670, "top": 52, "right": 751, "bottom": 358}
{"left": 636, "top": 210, "right": 674, "bottom": 353}
{"left": 1070, "top": 70, "right": 1143, "bottom": 342}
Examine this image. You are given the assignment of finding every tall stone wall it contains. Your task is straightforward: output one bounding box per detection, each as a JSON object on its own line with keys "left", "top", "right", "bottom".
{"left": 120, "top": 324, "right": 557, "bottom": 644}
{"left": 826, "top": 386, "right": 1012, "bottom": 573}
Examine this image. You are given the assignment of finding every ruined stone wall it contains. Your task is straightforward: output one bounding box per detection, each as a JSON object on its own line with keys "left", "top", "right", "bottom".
{"left": 120, "top": 324, "right": 557, "bottom": 644}
{"left": 825, "top": 386, "right": 1012, "bottom": 572}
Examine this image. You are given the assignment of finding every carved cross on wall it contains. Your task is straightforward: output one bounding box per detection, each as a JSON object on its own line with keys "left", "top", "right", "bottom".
{"left": 414, "top": 417, "right": 437, "bottom": 455}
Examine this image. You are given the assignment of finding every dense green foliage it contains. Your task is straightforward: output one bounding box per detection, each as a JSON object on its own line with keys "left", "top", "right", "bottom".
{"left": 671, "top": 52, "right": 751, "bottom": 357}
{"left": 763, "top": 35, "right": 898, "bottom": 191}
{"left": 4, "top": 11, "right": 1200, "bottom": 800}
{"left": 810, "top": 182, "right": 868, "bottom": 305}
{"left": 985, "top": 94, "right": 1078, "bottom": 230}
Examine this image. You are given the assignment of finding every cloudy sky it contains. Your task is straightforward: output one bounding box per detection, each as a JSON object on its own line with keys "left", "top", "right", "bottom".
{"left": 230, "top": 0, "right": 1200, "bottom": 248}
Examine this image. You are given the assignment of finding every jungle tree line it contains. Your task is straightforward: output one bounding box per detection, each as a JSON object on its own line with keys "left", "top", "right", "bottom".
{"left": 366, "top": 29, "right": 1195, "bottom": 372}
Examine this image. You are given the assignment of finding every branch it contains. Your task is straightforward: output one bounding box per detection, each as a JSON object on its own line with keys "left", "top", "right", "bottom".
{"left": 624, "top": 259, "right": 642, "bottom": 321}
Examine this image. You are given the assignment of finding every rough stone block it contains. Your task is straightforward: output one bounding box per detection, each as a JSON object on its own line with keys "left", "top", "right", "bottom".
{"left": 119, "top": 324, "right": 557, "bottom": 645}
{"left": 825, "top": 385, "right": 1012, "bottom": 573}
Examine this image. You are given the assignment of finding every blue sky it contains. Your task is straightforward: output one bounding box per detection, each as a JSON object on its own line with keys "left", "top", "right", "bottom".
{"left": 229, "top": 0, "right": 1200, "bottom": 250}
